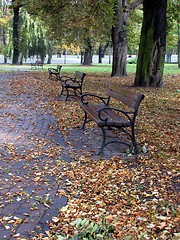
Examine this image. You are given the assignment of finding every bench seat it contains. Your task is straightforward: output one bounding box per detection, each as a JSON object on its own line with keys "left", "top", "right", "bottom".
{"left": 31, "top": 61, "right": 44, "bottom": 70}
{"left": 81, "top": 104, "right": 131, "bottom": 127}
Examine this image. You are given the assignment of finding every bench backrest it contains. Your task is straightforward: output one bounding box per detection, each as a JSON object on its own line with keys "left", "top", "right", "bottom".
{"left": 107, "top": 85, "right": 145, "bottom": 111}
{"left": 75, "top": 71, "right": 86, "bottom": 86}
{"left": 36, "top": 61, "right": 43, "bottom": 66}
{"left": 56, "top": 65, "right": 62, "bottom": 72}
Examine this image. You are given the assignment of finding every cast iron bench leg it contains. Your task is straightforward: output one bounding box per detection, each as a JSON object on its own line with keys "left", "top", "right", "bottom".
{"left": 65, "top": 88, "right": 70, "bottom": 101}
{"left": 60, "top": 85, "right": 64, "bottom": 97}
{"left": 131, "top": 126, "right": 138, "bottom": 154}
{"left": 80, "top": 112, "right": 88, "bottom": 130}
{"left": 98, "top": 126, "right": 107, "bottom": 154}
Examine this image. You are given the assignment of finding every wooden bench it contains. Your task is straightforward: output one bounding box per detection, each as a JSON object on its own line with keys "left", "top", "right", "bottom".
{"left": 80, "top": 86, "right": 145, "bottom": 154}
{"left": 31, "top": 61, "right": 44, "bottom": 70}
{"left": 48, "top": 65, "right": 62, "bottom": 80}
{"left": 60, "top": 71, "right": 86, "bottom": 101}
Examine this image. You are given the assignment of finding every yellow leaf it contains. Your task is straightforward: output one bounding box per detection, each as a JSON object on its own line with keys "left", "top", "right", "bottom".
{"left": 52, "top": 217, "right": 60, "bottom": 223}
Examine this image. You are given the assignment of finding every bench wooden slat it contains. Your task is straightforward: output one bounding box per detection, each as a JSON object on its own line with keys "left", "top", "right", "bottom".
{"left": 101, "top": 109, "right": 130, "bottom": 127}
{"left": 61, "top": 81, "right": 79, "bottom": 88}
{"left": 107, "top": 86, "right": 144, "bottom": 110}
{"left": 81, "top": 104, "right": 130, "bottom": 127}
{"left": 81, "top": 104, "right": 103, "bottom": 122}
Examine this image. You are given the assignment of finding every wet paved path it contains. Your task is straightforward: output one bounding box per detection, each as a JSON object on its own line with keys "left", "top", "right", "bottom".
{"left": 0, "top": 73, "right": 70, "bottom": 239}
{"left": 0, "top": 72, "right": 135, "bottom": 239}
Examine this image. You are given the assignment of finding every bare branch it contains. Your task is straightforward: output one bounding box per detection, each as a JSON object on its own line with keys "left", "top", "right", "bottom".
{"left": 129, "top": 0, "right": 143, "bottom": 10}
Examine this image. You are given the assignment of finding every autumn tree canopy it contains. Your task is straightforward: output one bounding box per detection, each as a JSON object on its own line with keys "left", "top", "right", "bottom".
{"left": 1, "top": 0, "right": 179, "bottom": 81}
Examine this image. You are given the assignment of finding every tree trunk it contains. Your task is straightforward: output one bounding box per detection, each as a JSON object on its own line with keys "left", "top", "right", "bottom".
{"left": 98, "top": 46, "right": 104, "bottom": 63}
{"left": 80, "top": 51, "right": 84, "bottom": 64}
{"left": 2, "top": 29, "right": 7, "bottom": 64}
{"left": 178, "top": 38, "right": 180, "bottom": 68}
{"left": 111, "top": 0, "right": 128, "bottom": 77}
{"left": 2, "top": 0, "right": 8, "bottom": 63}
{"left": 98, "top": 44, "right": 109, "bottom": 63}
{"left": 12, "top": 3, "right": 20, "bottom": 64}
{"left": 83, "top": 38, "right": 93, "bottom": 65}
{"left": 134, "top": 0, "right": 167, "bottom": 87}
{"left": 178, "top": 24, "right": 180, "bottom": 68}
{"left": 47, "top": 53, "right": 52, "bottom": 64}
{"left": 47, "top": 42, "right": 53, "bottom": 64}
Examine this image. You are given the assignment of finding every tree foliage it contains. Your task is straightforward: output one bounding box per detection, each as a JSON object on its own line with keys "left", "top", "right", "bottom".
{"left": 2, "top": 0, "right": 180, "bottom": 73}
{"left": 1, "top": 0, "right": 54, "bottom": 63}
{"left": 20, "top": 0, "right": 116, "bottom": 64}
{"left": 0, "top": 0, "right": 13, "bottom": 62}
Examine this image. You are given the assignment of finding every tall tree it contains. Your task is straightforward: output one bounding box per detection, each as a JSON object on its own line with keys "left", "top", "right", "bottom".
{"left": 111, "top": 0, "right": 128, "bottom": 76}
{"left": 134, "top": 0, "right": 167, "bottom": 87}
{"left": 0, "top": 0, "right": 12, "bottom": 63}
{"left": 21, "top": 0, "right": 143, "bottom": 71}
{"left": 23, "top": 0, "right": 114, "bottom": 66}
{"left": 98, "top": 43, "right": 109, "bottom": 63}
{"left": 111, "top": 0, "right": 143, "bottom": 77}
{"left": 166, "top": 0, "right": 180, "bottom": 68}
{"left": 83, "top": 36, "right": 93, "bottom": 65}
{"left": 11, "top": 0, "right": 22, "bottom": 64}
{"left": 178, "top": 24, "right": 180, "bottom": 68}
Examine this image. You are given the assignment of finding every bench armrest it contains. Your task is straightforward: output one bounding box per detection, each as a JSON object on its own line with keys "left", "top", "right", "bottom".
{"left": 60, "top": 76, "right": 75, "bottom": 81}
{"left": 63, "top": 78, "right": 79, "bottom": 86}
{"left": 48, "top": 68, "right": 58, "bottom": 72}
{"left": 81, "top": 93, "right": 109, "bottom": 105}
{"left": 98, "top": 107, "right": 134, "bottom": 123}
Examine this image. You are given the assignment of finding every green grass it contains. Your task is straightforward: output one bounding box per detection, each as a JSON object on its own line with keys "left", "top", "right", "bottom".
{"left": 0, "top": 63, "right": 179, "bottom": 75}
{"left": 163, "top": 64, "right": 180, "bottom": 75}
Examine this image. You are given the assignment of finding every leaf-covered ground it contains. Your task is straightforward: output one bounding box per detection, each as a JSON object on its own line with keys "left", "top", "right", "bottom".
{"left": 37, "top": 72, "right": 179, "bottom": 239}
{"left": 2, "top": 72, "right": 179, "bottom": 239}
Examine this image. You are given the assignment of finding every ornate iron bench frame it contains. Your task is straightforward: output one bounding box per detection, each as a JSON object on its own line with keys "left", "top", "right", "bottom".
{"left": 48, "top": 65, "right": 62, "bottom": 80}
{"left": 31, "top": 61, "right": 44, "bottom": 70}
{"left": 60, "top": 71, "right": 86, "bottom": 101}
{"left": 80, "top": 86, "right": 145, "bottom": 154}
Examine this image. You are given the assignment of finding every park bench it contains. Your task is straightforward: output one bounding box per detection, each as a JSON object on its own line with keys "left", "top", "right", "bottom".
{"left": 31, "top": 60, "right": 44, "bottom": 70}
{"left": 60, "top": 71, "right": 86, "bottom": 101}
{"left": 80, "top": 86, "right": 145, "bottom": 154}
{"left": 48, "top": 65, "right": 62, "bottom": 80}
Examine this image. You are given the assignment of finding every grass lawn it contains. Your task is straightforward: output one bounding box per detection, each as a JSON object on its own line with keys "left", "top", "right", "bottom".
{"left": 0, "top": 63, "right": 179, "bottom": 76}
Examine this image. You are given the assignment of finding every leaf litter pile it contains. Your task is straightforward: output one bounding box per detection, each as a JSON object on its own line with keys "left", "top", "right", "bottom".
{"left": 1, "top": 71, "right": 180, "bottom": 239}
